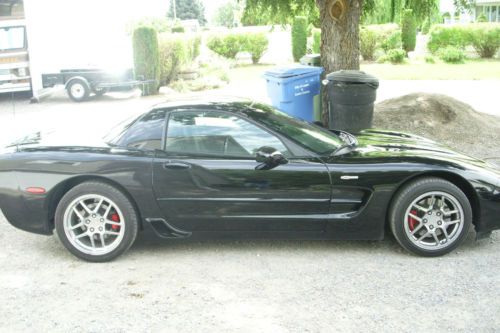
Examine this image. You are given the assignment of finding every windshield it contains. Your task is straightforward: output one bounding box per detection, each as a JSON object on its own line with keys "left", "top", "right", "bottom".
{"left": 244, "top": 103, "right": 343, "bottom": 154}
{"left": 103, "top": 113, "right": 143, "bottom": 146}
{"left": 0, "top": 26, "right": 26, "bottom": 51}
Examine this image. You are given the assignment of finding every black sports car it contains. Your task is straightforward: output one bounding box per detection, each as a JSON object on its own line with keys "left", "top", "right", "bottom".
{"left": 1, "top": 99, "right": 499, "bottom": 262}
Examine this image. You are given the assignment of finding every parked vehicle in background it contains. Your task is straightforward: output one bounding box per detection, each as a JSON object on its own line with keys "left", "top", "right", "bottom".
{"left": 0, "top": 19, "right": 31, "bottom": 93}
{"left": 42, "top": 68, "right": 153, "bottom": 102}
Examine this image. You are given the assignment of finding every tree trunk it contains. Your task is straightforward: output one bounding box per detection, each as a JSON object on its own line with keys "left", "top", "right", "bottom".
{"left": 316, "top": 0, "right": 363, "bottom": 125}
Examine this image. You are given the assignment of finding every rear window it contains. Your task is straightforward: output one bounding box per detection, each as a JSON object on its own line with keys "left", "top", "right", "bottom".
{"left": 110, "top": 109, "right": 166, "bottom": 150}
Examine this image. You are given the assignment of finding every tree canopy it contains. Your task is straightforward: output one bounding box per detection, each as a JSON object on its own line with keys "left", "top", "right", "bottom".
{"left": 213, "top": 1, "right": 239, "bottom": 28}
{"left": 244, "top": 0, "right": 439, "bottom": 26}
{"left": 168, "top": 0, "right": 207, "bottom": 25}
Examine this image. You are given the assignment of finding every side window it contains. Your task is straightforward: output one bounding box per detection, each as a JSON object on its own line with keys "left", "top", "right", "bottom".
{"left": 165, "top": 111, "right": 289, "bottom": 157}
{"left": 117, "top": 109, "right": 166, "bottom": 150}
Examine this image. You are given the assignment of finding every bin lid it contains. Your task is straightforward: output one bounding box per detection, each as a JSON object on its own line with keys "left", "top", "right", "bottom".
{"left": 326, "top": 70, "right": 379, "bottom": 86}
{"left": 264, "top": 65, "right": 323, "bottom": 79}
{"left": 301, "top": 53, "right": 321, "bottom": 60}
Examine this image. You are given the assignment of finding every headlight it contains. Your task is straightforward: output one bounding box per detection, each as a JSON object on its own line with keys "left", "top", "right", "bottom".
{"left": 17, "top": 67, "right": 27, "bottom": 77}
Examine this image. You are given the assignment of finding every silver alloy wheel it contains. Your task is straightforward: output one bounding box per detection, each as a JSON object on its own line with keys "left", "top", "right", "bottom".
{"left": 63, "top": 194, "right": 126, "bottom": 256}
{"left": 70, "top": 83, "right": 85, "bottom": 99}
{"left": 404, "top": 191, "right": 464, "bottom": 251}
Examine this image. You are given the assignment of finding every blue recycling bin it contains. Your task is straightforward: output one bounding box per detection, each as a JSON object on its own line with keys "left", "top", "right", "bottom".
{"left": 263, "top": 65, "right": 324, "bottom": 122}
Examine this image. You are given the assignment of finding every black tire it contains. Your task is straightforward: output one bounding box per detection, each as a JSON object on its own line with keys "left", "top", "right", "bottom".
{"left": 389, "top": 177, "right": 472, "bottom": 257}
{"left": 67, "top": 79, "right": 90, "bottom": 102}
{"left": 55, "top": 181, "right": 138, "bottom": 262}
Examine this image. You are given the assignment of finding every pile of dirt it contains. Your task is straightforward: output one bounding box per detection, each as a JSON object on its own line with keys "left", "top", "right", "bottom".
{"left": 374, "top": 93, "right": 500, "bottom": 164}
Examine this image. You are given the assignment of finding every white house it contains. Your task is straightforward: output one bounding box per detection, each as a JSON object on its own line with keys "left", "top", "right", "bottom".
{"left": 440, "top": 0, "right": 500, "bottom": 23}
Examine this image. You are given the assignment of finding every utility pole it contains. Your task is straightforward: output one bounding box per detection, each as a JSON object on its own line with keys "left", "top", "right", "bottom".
{"left": 173, "top": 0, "right": 177, "bottom": 19}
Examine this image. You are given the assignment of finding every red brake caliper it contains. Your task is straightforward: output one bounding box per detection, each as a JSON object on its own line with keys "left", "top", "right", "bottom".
{"left": 110, "top": 213, "right": 121, "bottom": 231}
{"left": 408, "top": 209, "right": 418, "bottom": 231}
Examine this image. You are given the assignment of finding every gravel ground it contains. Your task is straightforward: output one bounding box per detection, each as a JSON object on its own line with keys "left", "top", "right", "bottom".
{"left": 1, "top": 84, "right": 500, "bottom": 332}
{"left": 1, "top": 212, "right": 499, "bottom": 333}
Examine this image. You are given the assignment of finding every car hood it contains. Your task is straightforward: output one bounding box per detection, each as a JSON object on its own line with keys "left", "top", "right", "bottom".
{"left": 344, "top": 129, "right": 500, "bottom": 179}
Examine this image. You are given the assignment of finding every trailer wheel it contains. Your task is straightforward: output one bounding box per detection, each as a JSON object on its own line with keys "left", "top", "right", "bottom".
{"left": 67, "top": 79, "right": 90, "bottom": 102}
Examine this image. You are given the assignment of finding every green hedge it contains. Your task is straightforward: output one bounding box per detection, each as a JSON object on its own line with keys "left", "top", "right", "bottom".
{"left": 244, "top": 33, "right": 269, "bottom": 64}
{"left": 207, "top": 32, "right": 269, "bottom": 64}
{"left": 360, "top": 27, "right": 377, "bottom": 61}
{"left": 171, "top": 26, "right": 185, "bottom": 33}
{"left": 291, "top": 16, "right": 308, "bottom": 62}
{"left": 158, "top": 34, "right": 201, "bottom": 85}
{"left": 468, "top": 24, "right": 500, "bottom": 58}
{"left": 132, "top": 27, "right": 160, "bottom": 95}
{"left": 428, "top": 23, "right": 500, "bottom": 58}
{"left": 401, "top": 9, "right": 417, "bottom": 53}
{"left": 421, "top": 18, "right": 431, "bottom": 35}
{"left": 438, "top": 46, "right": 465, "bottom": 63}
{"left": 362, "top": 24, "right": 402, "bottom": 52}
{"left": 312, "top": 28, "right": 321, "bottom": 54}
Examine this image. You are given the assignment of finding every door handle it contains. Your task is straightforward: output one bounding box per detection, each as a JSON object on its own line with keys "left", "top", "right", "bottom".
{"left": 163, "top": 161, "right": 191, "bottom": 170}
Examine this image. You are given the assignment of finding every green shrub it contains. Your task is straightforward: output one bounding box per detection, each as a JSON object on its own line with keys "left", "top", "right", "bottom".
{"left": 171, "top": 26, "right": 185, "bottom": 33}
{"left": 424, "top": 55, "right": 436, "bottom": 64}
{"left": 186, "top": 35, "right": 202, "bottom": 61}
{"left": 312, "top": 28, "right": 321, "bottom": 54}
{"left": 401, "top": 9, "right": 417, "bottom": 53}
{"left": 207, "top": 33, "right": 269, "bottom": 63}
{"left": 421, "top": 18, "right": 431, "bottom": 35}
{"left": 428, "top": 25, "right": 469, "bottom": 53}
{"left": 132, "top": 27, "right": 160, "bottom": 95}
{"left": 428, "top": 23, "right": 500, "bottom": 58}
{"left": 291, "top": 16, "right": 308, "bottom": 62}
{"left": 438, "top": 46, "right": 465, "bottom": 63}
{"left": 477, "top": 13, "right": 487, "bottom": 23}
{"left": 243, "top": 33, "right": 269, "bottom": 64}
{"left": 386, "top": 49, "right": 406, "bottom": 64}
{"left": 363, "top": 24, "right": 401, "bottom": 52}
{"left": 467, "top": 23, "right": 500, "bottom": 58}
{"left": 207, "top": 34, "right": 241, "bottom": 59}
{"left": 360, "top": 27, "right": 377, "bottom": 61}
{"left": 158, "top": 34, "right": 189, "bottom": 84}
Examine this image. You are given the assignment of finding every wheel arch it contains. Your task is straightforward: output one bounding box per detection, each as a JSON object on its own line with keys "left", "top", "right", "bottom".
{"left": 64, "top": 76, "right": 90, "bottom": 90}
{"left": 46, "top": 175, "right": 143, "bottom": 231}
{"left": 386, "top": 171, "right": 481, "bottom": 232}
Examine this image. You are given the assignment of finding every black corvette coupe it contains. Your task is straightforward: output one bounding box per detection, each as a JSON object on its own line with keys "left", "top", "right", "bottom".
{"left": 0, "top": 99, "right": 499, "bottom": 262}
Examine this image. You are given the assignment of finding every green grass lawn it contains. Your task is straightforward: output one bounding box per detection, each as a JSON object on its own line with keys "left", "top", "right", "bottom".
{"left": 361, "top": 59, "right": 500, "bottom": 80}
{"left": 229, "top": 60, "right": 500, "bottom": 81}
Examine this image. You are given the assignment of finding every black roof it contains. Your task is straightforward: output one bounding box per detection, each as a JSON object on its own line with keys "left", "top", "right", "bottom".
{"left": 151, "top": 96, "right": 255, "bottom": 112}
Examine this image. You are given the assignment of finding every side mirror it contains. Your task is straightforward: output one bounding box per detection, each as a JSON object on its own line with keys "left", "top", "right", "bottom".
{"left": 255, "top": 146, "right": 288, "bottom": 170}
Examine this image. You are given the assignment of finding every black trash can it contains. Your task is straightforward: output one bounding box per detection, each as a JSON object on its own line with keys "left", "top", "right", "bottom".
{"left": 325, "top": 70, "right": 379, "bottom": 133}
{"left": 300, "top": 54, "right": 321, "bottom": 67}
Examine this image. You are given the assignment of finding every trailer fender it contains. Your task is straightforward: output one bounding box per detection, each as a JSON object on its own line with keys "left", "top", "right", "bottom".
{"left": 64, "top": 76, "right": 90, "bottom": 90}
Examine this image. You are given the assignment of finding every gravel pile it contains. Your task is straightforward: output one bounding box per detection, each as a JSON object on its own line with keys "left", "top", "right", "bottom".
{"left": 374, "top": 93, "right": 500, "bottom": 166}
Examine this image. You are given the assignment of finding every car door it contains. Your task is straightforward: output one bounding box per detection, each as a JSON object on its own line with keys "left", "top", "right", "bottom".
{"left": 152, "top": 109, "right": 332, "bottom": 233}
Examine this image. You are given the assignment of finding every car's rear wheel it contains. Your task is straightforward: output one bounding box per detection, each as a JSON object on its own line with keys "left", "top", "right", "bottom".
{"left": 389, "top": 177, "right": 472, "bottom": 257}
{"left": 55, "top": 181, "right": 138, "bottom": 262}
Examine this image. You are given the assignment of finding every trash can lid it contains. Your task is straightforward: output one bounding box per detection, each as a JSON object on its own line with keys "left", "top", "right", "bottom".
{"left": 264, "top": 65, "right": 323, "bottom": 78}
{"left": 301, "top": 53, "right": 321, "bottom": 60}
{"left": 326, "top": 70, "right": 379, "bottom": 86}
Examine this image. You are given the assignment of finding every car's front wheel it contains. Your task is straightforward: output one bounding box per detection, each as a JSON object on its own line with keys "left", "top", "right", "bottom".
{"left": 55, "top": 181, "right": 138, "bottom": 262}
{"left": 390, "top": 177, "right": 472, "bottom": 257}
